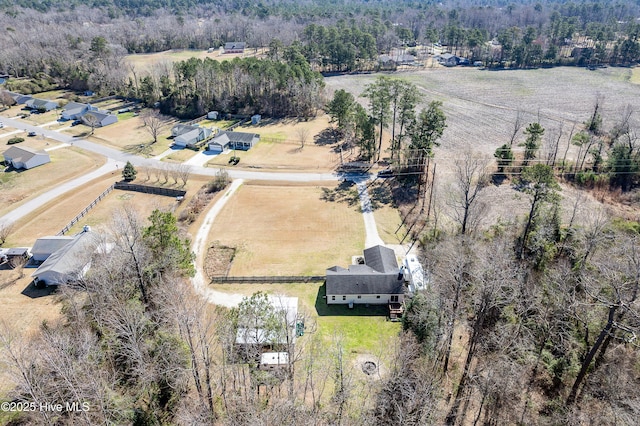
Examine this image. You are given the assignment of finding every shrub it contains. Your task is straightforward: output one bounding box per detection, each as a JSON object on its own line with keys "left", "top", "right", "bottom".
{"left": 7, "top": 137, "right": 24, "bottom": 145}
{"left": 206, "top": 169, "right": 230, "bottom": 193}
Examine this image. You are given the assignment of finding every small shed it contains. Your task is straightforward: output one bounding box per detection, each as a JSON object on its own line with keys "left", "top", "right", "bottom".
{"left": 251, "top": 114, "right": 261, "bottom": 125}
{"left": 207, "top": 111, "right": 219, "bottom": 120}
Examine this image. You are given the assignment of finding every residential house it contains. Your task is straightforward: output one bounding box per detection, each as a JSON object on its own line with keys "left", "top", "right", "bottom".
{"left": 61, "top": 102, "right": 95, "bottom": 121}
{"left": 222, "top": 42, "right": 246, "bottom": 54}
{"left": 25, "top": 98, "right": 58, "bottom": 111}
{"left": 30, "top": 236, "right": 74, "bottom": 262}
{"left": 325, "top": 245, "right": 405, "bottom": 306}
{"left": 171, "top": 124, "right": 213, "bottom": 147}
{"left": 436, "top": 53, "right": 459, "bottom": 67}
{"left": 81, "top": 110, "right": 118, "bottom": 127}
{"left": 2, "top": 146, "right": 51, "bottom": 170}
{"left": 32, "top": 230, "right": 99, "bottom": 286}
{"left": 208, "top": 131, "right": 260, "bottom": 152}
{"left": 6, "top": 91, "right": 32, "bottom": 105}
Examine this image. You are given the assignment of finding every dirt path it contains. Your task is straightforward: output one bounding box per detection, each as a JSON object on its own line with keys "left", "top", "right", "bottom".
{"left": 355, "top": 179, "right": 385, "bottom": 248}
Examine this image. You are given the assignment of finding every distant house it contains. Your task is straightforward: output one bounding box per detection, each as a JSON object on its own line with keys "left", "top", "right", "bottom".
{"left": 325, "top": 245, "right": 405, "bottom": 306}
{"left": 81, "top": 110, "right": 117, "bottom": 127}
{"left": 3, "top": 146, "right": 51, "bottom": 170}
{"left": 436, "top": 53, "right": 458, "bottom": 67}
{"left": 61, "top": 102, "right": 95, "bottom": 121}
{"left": 32, "top": 230, "right": 99, "bottom": 286}
{"left": 208, "top": 131, "right": 259, "bottom": 152}
{"left": 171, "top": 124, "right": 213, "bottom": 147}
{"left": 6, "top": 91, "right": 33, "bottom": 105}
{"left": 31, "top": 236, "right": 74, "bottom": 262}
{"left": 25, "top": 98, "right": 58, "bottom": 111}
{"left": 222, "top": 42, "right": 246, "bottom": 54}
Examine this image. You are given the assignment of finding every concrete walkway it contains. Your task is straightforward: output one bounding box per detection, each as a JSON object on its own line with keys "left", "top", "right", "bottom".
{"left": 183, "top": 149, "right": 220, "bottom": 167}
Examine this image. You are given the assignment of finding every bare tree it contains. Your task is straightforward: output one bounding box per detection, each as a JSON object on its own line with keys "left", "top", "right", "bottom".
{"left": 176, "top": 164, "right": 192, "bottom": 186}
{"left": 82, "top": 112, "right": 100, "bottom": 135}
{"left": 0, "top": 220, "right": 14, "bottom": 246}
{"left": 141, "top": 110, "right": 168, "bottom": 144}
{"left": 509, "top": 109, "right": 525, "bottom": 147}
{"left": 447, "top": 152, "right": 490, "bottom": 235}
{"left": 296, "top": 127, "right": 310, "bottom": 149}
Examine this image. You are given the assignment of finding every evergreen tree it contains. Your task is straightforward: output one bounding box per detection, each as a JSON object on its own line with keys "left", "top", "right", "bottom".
{"left": 122, "top": 161, "right": 137, "bottom": 181}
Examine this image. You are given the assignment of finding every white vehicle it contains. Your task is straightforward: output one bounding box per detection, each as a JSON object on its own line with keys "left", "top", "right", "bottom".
{"left": 403, "top": 254, "right": 427, "bottom": 294}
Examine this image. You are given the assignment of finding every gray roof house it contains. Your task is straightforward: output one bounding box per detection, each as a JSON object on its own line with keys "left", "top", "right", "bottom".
{"left": 326, "top": 245, "right": 405, "bottom": 306}
{"left": 208, "top": 131, "right": 260, "bottom": 152}
{"left": 31, "top": 236, "right": 74, "bottom": 262}
{"left": 81, "top": 110, "right": 118, "bottom": 127}
{"left": 25, "top": 98, "right": 58, "bottom": 111}
{"left": 61, "top": 102, "right": 95, "bottom": 120}
{"left": 32, "top": 231, "right": 99, "bottom": 286}
{"left": 3, "top": 146, "right": 50, "bottom": 170}
{"left": 223, "top": 42, "right": 246, "bottom": 54}
{"left": 6, "top": 91, "right": 33, "bottom": 105}
{"left": 437, "top": 53, "right": 459, "bottom": 67}
{"left": 172, "top": 125, "right": 213, "bottom": 147}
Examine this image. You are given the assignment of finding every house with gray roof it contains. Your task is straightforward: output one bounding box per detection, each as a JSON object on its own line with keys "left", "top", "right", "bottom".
{"left": 223, "top": 42, "right": 246, "bottom": 54}
{"left": 325, "top": 245, "right": 405, "bottom": 306}
{"left": 81, "top": 110, "right": 117, "bottom": 127}
{"left": 436, "top": 53, "right": 459, "bottom": 67}
{"left": 208, "top": 131, "right": 260, "bottom": 152}
{"left": 171, "top": 124, "right": 213, "bottom": 147}
{"left": 3, "top": 146, "right": 50, "bottom": 170}
{"left": 25, "top": 98, "right": 58, "bottom": 111}
{"left": 61, "top": 102, "right": 96, "bottom": 121}
{"left": 5, "top": 91, "right": 31, "bottom": 105}
{"left": 31, "top": 236, "right": 74, "bottom": 262}
{"left": 32, "top": 231, "right": 99, "bottom": 286}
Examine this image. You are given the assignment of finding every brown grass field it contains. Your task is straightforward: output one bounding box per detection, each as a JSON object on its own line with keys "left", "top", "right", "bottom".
{"left": 124, "top": 48, "right": 269, "bottom": 74}
{"left": 64, "top": 114, "right": 179, "bottom": 157}
{"left": 0, "top": 147, "right": 105, "bottom": 220}
{"left": 206, "top": 181, "right": 365, "bottom": 276}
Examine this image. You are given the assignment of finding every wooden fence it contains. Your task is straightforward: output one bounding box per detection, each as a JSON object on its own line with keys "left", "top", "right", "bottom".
{"left": 114, "top": 182, "right": 186, "bottom": 197}
{"left": 58, "top": 184, "right": 115, "bottom": 235}
{"left": 211, "top": 275, "right": 325, "bottom": 284}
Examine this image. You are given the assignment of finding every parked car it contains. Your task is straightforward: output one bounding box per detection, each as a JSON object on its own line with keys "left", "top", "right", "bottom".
{"left": 71, "top": 120, "right": 82, "bottom": 126}
{"left": 0, "top": 122, "right": 4, "bottom": 128}
{"left": 377, "top": 169, "right": 394, "bottom": 178}
{"left": 28, "top": 131, "right": 36, "bottom": 137}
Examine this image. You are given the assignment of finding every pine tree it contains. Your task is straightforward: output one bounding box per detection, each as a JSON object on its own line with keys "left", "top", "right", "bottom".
{"left": 122, "top": 161, "right": 137, "bottom": 181}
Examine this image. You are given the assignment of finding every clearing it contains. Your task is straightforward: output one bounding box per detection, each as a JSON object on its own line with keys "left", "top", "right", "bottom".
{"left": 206, "top": 181, "right": 365, "bottom": 276}
{"left": 124, "top": 48, "right": 269, "bottom": 74}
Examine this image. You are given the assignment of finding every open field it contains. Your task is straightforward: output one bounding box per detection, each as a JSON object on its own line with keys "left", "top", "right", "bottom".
{"left": 0, "top": 147, "right": 105, "bottom": 219}
{"left": 206, "top": 181, "right": 364, "bottom": 276}
{"left": 64, "top": 114, "right": 180, "bottom": 157}
{"left": 124, "top": 47, "right": 269, "bottom": 74}
{"left": 207, "top": 115, "right": 362, "bottom": 171}
{"left": 163, "top": 147, "right": 198, "bottom": 162}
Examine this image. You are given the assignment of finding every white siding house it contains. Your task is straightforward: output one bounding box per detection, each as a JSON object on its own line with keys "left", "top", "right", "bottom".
{"left": 174, "top": 126, "right": 213, "bottom": 147}
{"left": 208, "top": 131, "right": 259, "bottom": 152}
{"left": 61, "top": 102, "right": 95, "bottom": 120}
{"left": 3, "top": 146, "right": 51, "bottom": 170}
{"left": 32, "top": 231, "right": 98, "bottom": 286}
{"left": 31, "top": 236, "right": 74, "bottom": 262}
{"left": 25, "top": 98, "right": 58, "bottom": 111}
{"left": 82, "top": 110, "right": 118, "bottom": 127}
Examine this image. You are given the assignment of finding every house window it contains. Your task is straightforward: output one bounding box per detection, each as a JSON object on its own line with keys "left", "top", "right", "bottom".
{"left": 342, "top": 296, "right": 346, "bottom": 301}
{"left": 331, "top": 296, "right": 335, "bottom": 301}
{"left": 357, "top": 295, "right": 361, "bottom": 299}
{"left": 376, "top": 295, "right": 380, "bottom": 299}
{"left": 391, "top": 296, "right": 399, "bottom": 302}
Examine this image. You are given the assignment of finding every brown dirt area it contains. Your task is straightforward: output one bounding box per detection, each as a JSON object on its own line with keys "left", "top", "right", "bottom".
{"left": 206, "top": 181, "right": 364, "bottom": 276}
{"left": 0, "top": 147, "right": 106, "bottom": 219}
{"left": 203, "top": 244, "right": 236, "bottom": 278}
